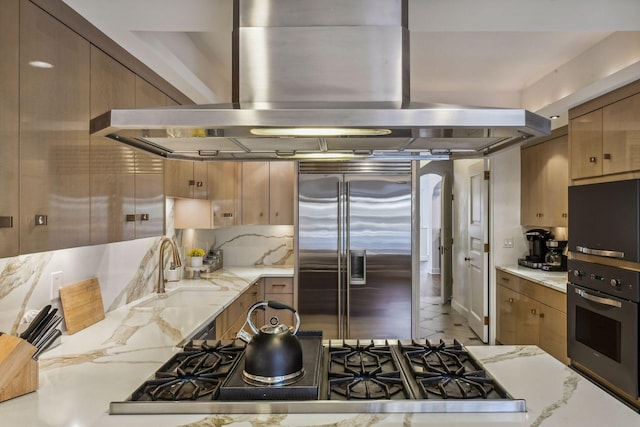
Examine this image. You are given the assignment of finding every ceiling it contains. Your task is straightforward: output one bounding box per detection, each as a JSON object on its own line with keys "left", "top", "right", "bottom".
{"left": 62, "top": 0, "right": 640, "bottom": 130}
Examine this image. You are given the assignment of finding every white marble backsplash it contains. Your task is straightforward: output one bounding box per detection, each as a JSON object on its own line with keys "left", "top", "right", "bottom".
{"left": 181, "top": 225, "right": 294, "bottom": 267}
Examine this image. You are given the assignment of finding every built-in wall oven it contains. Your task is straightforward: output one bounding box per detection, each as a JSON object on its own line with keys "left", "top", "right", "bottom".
{"left": 568, "top": 180, "right": 640, "bottom": 410}
{"left": 567, "top": 259, "right": 639, "bottom": 406}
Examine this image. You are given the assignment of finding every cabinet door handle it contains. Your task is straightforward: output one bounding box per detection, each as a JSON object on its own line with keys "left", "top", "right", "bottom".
{"left": 539, "top": 312, "right": 545, "bottom": 319}
{"left": 189, "top": 180, "right": 196, "bottom": 186}
{"left": 589, "top": 156, "right": 597, "bottom": 163}
{"left": 530, "top": 309, "right": 537, "bottom": 315}
{"left": 603, "top": 153, "right": 611, "bottom": 160}
{"left": 196, "top": 181, "right": 203, "bottom": 187}
{"left": 0, "top": 216, "right": 13, "bottom": 228}
{"left": 508, "top": 298, "right": 514, "bottom": 303}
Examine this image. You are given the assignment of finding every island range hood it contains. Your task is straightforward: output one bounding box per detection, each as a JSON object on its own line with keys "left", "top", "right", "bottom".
{"left": 90, "top": 0, "right": 550, "bottom": 161}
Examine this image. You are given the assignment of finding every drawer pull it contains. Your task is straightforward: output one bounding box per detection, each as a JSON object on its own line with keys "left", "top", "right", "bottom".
{"left": 271, "top": 283, "right": 287, "bottom": 287}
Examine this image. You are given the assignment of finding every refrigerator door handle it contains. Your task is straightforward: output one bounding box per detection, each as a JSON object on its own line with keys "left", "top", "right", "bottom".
{"left": 349, "top": 250, "right": 367, "bottom": 285}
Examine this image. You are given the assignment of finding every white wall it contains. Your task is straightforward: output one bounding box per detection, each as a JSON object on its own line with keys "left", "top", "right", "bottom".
{"left": 487, "top": 145, "right": 529, "bottom": 343}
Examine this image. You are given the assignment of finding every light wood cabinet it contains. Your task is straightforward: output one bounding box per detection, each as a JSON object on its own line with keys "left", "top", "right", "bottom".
{"left": 208, "top": 162, "right": 240, "bottom": 228}
{"left": 602, "top": 92, "right": 640, "bottom": 175}
{"left": 569, "top": 81, "right": 640, "bottom": 181}
{"left": 89, "top": 46, "right": 136, "bottom": 245}
{"left": 268, "top": 162, "right": 295, "bottom": 225}
{"left": 520, "top": 127, "right": 568, "bottom": 227}
{"left": 570, "top": 109, "right": 603, "bottom": 180}
{"left": 215, "top": 282, "right": 260, "bottom": 340}
{"left": 20, "top": 1, "right": 91, "bottom": 253}
{"left": 262, "top": 277, "right": 295, "bottom": 327}
{"left": 0, "top": 0, "right": 19, "bottom": 258}
{"left": 165, "top": 161, "right": 208, "bottom": 199}
{"left": 241, "top": 161, "right": 295, "bottom": 225}
{"left": 496, "top": 269, "right": 568, "bottom": 364}
{"left": 241, "top": 161, "right": 271, "bottom": 225}
{"left": 133, "top": 76, "right": 165, "bottom": 239}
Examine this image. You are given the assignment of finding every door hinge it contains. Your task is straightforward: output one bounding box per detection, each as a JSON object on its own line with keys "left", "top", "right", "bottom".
{"left": 484, "top": 243, "right": 490, "bottom": 253}
{"left": 484, "top": 171, "right": 490, "bottom": 180}
{"left": 484, "top": 316, "right": 490, "bottom": 326}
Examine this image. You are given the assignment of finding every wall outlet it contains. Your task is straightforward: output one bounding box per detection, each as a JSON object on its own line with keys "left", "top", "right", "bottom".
{"left": 503, "top": 238, "right": 514, "bottom": 248}
{"left": 51, "top": 271, "right": 62, "bottom": 300}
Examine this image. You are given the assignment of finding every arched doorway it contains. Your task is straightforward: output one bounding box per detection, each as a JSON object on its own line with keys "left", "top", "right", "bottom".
{"left": 419, "top": 161, "right": 453, "bottom": 305}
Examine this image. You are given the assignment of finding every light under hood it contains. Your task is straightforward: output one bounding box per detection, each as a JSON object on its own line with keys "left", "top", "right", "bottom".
{"left": 90, "top": 0, "right": 550, "bottom": 161}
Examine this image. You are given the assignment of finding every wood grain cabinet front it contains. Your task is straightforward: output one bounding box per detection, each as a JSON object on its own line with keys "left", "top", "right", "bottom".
{"left": 0, "top": 0, "right": 20, "bottom": 258}
{"left": 165, "top": 161, "right": 208, "bottom": 200}
{"left": 520, "top": 127, "right": 568, "bottom": 227}
{"left": 496, "top": 270, "right": 568, "bottom": 364}
{"left": 20, "top": 1, "right": 91, "bottom": 253}
{"left": 241, "top": 161, "right": 295, "bottom": 225}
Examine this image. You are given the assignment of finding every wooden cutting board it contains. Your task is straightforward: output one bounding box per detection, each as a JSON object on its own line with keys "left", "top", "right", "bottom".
{"left": 59, "top": 278, "right": 105, "bottom": 334}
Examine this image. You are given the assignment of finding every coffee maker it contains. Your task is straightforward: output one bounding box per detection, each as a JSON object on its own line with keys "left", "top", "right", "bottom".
{"left": 542, "top": 240, "right": 568, "bottom": 271}
{"left": 518, "top": 229, "right": 553, "bottom": 269}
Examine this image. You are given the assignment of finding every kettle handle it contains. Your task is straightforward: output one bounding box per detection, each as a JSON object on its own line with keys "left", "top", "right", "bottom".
{"left": 246, "top": 300, "right": 301, "bottom": 335}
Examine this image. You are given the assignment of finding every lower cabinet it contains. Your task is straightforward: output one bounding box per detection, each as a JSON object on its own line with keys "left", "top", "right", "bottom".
{"left": 215, "top": 282, "right": 260, "bottom": 340}
{"left": 496, "top": 270, "right": 568, "bottom": 364}
{"left": 215, "top": 277, "right": 295, "bottom": 339}
{"left": 262, "top": 277, "right": 295, "bottom": 328}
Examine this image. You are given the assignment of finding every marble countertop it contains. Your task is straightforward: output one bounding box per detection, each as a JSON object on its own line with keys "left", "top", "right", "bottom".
{"left": 497, "top": 265, "right": 568, "bottom": 293}
{"left": 1, "top": 266, "right": 638, "bottom": 426}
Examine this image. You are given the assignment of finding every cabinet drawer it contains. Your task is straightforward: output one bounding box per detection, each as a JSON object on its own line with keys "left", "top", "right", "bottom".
{"left": 497, "top": 270, "right": 520, "bottom": 292}
{"left": 264, "top": 277, "right": 293, "bottom": 294}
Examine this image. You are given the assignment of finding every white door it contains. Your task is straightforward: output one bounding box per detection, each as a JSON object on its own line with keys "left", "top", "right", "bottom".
{"left": 467, "top": 161, "right": 489, "bottom": 342}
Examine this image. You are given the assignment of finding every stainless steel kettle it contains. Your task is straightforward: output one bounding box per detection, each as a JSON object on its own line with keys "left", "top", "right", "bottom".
{"left": 237, "top": 300, "right": 304, "bottom": 385}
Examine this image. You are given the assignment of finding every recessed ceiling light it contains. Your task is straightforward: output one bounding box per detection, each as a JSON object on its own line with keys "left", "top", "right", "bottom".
{"left": 28, "top": 60, "right": 53, "bottom": 69}
{"left": 549, "top": 115, "right": 560, "bottom": 120}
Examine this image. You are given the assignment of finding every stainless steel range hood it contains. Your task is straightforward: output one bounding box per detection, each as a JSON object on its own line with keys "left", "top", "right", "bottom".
{"left": 90, "top": 0, "right": 550, "bottom": 161}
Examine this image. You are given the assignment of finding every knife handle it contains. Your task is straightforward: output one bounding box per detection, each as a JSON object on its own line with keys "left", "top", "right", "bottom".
{"left": 19, "top": 305, "right": 51, "bottom": 340}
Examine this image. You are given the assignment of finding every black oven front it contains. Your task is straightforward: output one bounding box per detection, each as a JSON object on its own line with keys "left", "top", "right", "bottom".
{"left": 567, "top": 259, "right": 639, "bottom": 402}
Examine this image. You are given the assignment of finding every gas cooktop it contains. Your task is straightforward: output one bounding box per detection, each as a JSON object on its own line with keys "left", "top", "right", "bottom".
{"left": 111, "top": 335, "right": 526, "bottom": 414}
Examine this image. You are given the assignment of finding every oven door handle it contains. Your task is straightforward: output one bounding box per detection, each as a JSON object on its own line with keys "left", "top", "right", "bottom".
{"left": 575, "top": 288, "right": 622, "bottom": 308}
{"left": 576, "top": 245, "right": 624, "bottom": 259}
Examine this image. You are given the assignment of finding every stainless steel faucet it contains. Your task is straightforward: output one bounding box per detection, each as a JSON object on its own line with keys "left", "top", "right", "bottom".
{"left": 157, "top": 237, "right": 182, "bottom": 294}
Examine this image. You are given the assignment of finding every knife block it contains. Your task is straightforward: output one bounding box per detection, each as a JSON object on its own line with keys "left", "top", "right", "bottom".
{"left": 0, "top": 334, "right": 38, "bottom": 403}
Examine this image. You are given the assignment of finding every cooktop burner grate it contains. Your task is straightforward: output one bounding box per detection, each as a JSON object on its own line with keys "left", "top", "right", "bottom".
{"left": 130, "top": 340, "right": 245, "bottom": 402}
{"left": 327, "top": 340, "right": 411, "bottom": 400}
{"left": 398, "top": 339, "right": 509, "bottom": 400}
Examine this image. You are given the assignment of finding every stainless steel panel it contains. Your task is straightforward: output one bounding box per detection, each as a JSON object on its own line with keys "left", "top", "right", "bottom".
{"left": 239, "top": 26, "right": 406, "bottom": 104}
{"left": 346, "top": 177, "right": 412, "bottom": 339}
{"left": 298, "top": 174, "right": 341, "bottom": 337}
{"left": 298, "top": 172, "right": 412, "bottom": 339}
{"left": 239, "top": 0, "right": 404, "bottom": 27}
{"left": 110, "top": 398, "right": 527, "bottom": 415}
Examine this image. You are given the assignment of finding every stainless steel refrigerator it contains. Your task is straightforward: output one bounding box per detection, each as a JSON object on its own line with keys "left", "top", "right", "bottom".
{"left": 297, "top": 169, "right": 413, "bottom": 339}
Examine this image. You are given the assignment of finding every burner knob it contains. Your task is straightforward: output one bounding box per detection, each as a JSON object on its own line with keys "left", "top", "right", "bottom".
{"left": 610, "top": 278, "right": 621, "bottom": 288}
{"left": 573, "top": 269, "right": 584, "bottom": 278}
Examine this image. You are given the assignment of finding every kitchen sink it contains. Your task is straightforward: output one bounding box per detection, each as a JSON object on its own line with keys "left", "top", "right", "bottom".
{"left": 134, "top": 286, "right": 228, "bottom": 308}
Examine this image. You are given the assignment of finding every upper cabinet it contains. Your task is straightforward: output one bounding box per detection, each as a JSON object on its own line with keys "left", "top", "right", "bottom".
{"left": 208, "top": 162, "right": 240, "bottom": 228}
{"left": 89, "top": 46, "right": 136, "bottom": 245}
{"left": 570, "top": 80, "right": 640, "bottom": 182}
{"left": 165, "top": 161, "right": 208, "bottom": 200}
{"left": 20, "top": 0, "right": 91, "bottom": 253}
{"left": 133, "top": 76, "right": 166, "bottom": 239}
{"left": 241, "top": 162, "right": 295, "bottom": 225}
{"left": 0, "top": 0, "right": 19, "bottom": 258}
{"left": 521, "top": 127, "right": 568, "bottom": 228}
